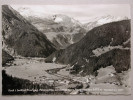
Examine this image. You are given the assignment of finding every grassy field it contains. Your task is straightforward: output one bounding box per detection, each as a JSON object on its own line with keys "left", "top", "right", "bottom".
{"left": 2, "top": 57, "right": 131, "bottom": 95}
{"left": 2, "top": 70, "right": 66, "bottom": 95}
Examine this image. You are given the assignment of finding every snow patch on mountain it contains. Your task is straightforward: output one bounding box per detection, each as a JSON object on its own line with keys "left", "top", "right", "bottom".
{"left": 54, "top": 17, "right": 63, "bottom": 23}
{"left": 97, "top": 18, "right": 114, "bottom": 25}
{"left": 97, "top": 15, "right": 128, "bottom": 25}
{"left": 16, "top": 7, "right": 50, "bottom": 19}
{"left": 84, "top": 15, "right": 129, "bottom": 31}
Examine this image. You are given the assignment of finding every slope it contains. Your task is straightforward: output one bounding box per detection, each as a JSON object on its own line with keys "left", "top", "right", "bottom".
{"left": 2, "top": 5, "right": 56, "bottom": 57}
{"left": 45, "top": 20, "right": 131, "bottom": 75}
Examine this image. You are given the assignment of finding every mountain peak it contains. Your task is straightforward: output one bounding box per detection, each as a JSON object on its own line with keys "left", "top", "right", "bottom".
{"left": 51, "top": 14, "right": 81, "bottom": 26}
{"left": 84, "top": 15, "right": 129, "bottom": 31}
{"left": 96, "top": 15, "right": 128, "bottom": 25}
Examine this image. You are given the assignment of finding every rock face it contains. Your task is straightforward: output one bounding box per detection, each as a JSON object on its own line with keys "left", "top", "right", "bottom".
{"left": 14, "top": 7, "right": 129, "bottom": 50}
{"left": 45, "top": 20, "right": 131, "bottom": 75}
{"left": 2, "top": 50, "right": 14, "bottom": 65}
{"left": 28, "top": 14, "right": 84, "bottom": 33}
{"left": 26, "top": 14, "right": 87, "bottom": 49}
{"left": 2, "top": 5, "right": 56, "bottom": 57}
{"left": 14, "top": 7, "right": 87, "bottom": 49}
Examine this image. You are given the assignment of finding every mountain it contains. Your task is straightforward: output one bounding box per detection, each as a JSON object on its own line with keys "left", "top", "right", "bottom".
{"left": 84, "top": 15, "right": 128, "bottom": 31}
{"left": 15, "top": 7, "right": 83, "bottom": 33}
{"left": 2, "top": 50, "right": 14, "bottom": 66}
{"left": 29, "top": 14, "right": 86, "bottom": 49}
{"left": 13, "top": 7, "right": 87, "bottom": 49}
{"left": 25, "top": 14, "right": 86, "bottom": 49}
{"left": 15, "top": 7, "right": 129, "bottom": 50}
{"left": 45, "top": 20, "right": 131, "bottom": 76}
{"left": 2, "top": 5, "right": 56, "bottom": 57}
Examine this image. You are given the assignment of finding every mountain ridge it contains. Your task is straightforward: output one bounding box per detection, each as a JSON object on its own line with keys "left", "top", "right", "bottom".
{"left": 2, "top": 5, "right": 56, "bottom": 57}
{"left": 13, "top": 6, "right": 129, "bottom": 50}
{"left": 45, "top": 20, "right": 131, "bottom": 75}
{"left": 84, "top": 15, "right": 128, "bottom": 31}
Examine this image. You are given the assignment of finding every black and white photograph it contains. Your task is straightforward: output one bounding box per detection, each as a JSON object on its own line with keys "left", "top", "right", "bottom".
{"left": 1, "top": 4, "right": 131, "bottom": 95}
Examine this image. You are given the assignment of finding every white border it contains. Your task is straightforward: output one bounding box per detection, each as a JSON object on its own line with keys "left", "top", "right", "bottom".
{"left": 0, "top": 0, "right": 132, "bottom": 100}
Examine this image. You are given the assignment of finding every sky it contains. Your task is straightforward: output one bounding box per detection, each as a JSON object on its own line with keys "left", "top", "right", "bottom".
{"left": 11, "top": 4, "right": 131, "bottom": 23}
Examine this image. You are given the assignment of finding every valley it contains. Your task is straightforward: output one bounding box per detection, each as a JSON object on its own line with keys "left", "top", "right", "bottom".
{"left": 2, "top": 5, "right": 131, "bottom": 95}
{"left": 2, "top": 57, "right": 131, "bottom": 95}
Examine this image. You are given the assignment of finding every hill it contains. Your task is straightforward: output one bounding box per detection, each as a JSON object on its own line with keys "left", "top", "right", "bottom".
{"left": 2, "top": 5, "right": 56, "bottom": 57}
{"left": 45, "top": 20, "right": 131, "bottom": 75}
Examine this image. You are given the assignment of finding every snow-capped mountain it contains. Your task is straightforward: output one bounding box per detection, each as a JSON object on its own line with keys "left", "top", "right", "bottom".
{"left": 16, "top": 6, "right": 49, "bottom": 19}
{"left": 28, "top": 14, "right": 86, "bottom": 49}
{"left": 13, "top": 7, "right": 86, "bottom": 49}
{"left": 51, "top": 14, "right": 82, "bottom": 27}
{"left": 14, "top": 7, "right": 83, "bottom": 32}
{"left": 12, "top": 6, "right": 129, "bottom": 50}
{"left": 45, "top": 20, "right": 131, "bottom": 75}
{"left": 84, "top": 15, "right": 128, "bottom": 31}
